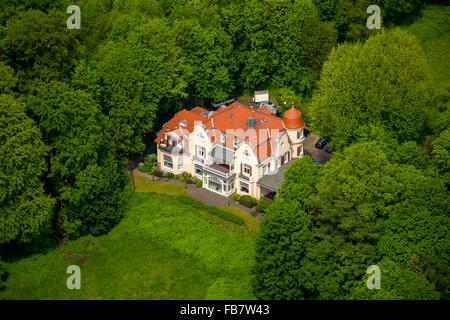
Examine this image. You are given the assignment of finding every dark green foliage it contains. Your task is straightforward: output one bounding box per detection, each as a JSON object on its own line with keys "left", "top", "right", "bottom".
{"left": 196, "top": 180, "right": 202, "bottom": 188}
{"left": 0, "top": 9, "right": 81, "bottom": 92}
{"left": 152, "top": 168, "right": 164, "bottom": 177}
{"left": 238, "top": 195, "right": 254, "bottom": 208}
{"left": 431, "top": 128, "right": 450, "bottom": 187}
{"left": 312, "top": 29, "right": 433, "bottom": 149}
{"left": 255, "top": 198, "right": 272, "bottom": 214}
{"left": 278, "top": 156, "right": 319, "bottom": 210}
{"left": 181, "top": 172, "right": 193, "bottom": 184}
{"left": 26, "top": 82, "right": 126, "bottom": 237}
{"left": 0, "top": 94, "right": 54, "bottom": 244}
{"left": 0, "top": 61, "right": 17, "bottom": 94}
{"left": 174, "top": 195, "right": 244, "bottom": 225}
{"left": 253, "top": 200, "right": 313, "bottom": 299}
{"left": 351, "top": 258, "right": 440, "bottom": 300}
{"left": 90, "top": 18, "right": 189, "bottom": 157}
{"left": 232, "top": 193, "right": 240, "bottom": 202}
{"left": 166, "top": 172, "right": 174, "bottom": 179}
{"left": 144, "top": 154, "right": 157, "bottom": 170}
{"left": 0, "top": 257, "right": 6, "bottom": 290}
{"left": 240, "top": 0, "right": 336, "bottom": 93}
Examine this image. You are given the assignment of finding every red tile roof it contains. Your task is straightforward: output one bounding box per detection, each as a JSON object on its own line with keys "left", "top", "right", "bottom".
{"left": 155, "top": 102, "right": 301, "bottom": 162}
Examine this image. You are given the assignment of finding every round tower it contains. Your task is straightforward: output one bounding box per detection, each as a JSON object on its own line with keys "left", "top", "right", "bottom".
{"left": 283, "top": 103, "right": 305, "bottom": 158}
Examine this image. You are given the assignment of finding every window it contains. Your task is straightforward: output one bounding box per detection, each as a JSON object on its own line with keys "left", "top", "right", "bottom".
{"left": 227, "top": 181, "right": 234, "bottom": 193}
{"left": 297, "top": 131, "right": 301, "bottom": 139}
{"left": 281, "top": 142, "right": 284, "bottom": 148}
{"left": 240, "top": 182, "right": 249, "bottom": 194}
{"left": 178, "top": 158, "right": 183, "bottom": 171}
{"left": 163, "top": 154, "right": 173, "bottom": 170}
{"left": 196, "top": 145, "right": 206, "bottom": 158}
{"left": 243, "top": 164, "right": 251, "bottom": 176}
{"left": 221, "top": 134, "right": 226, "bottom": 143}
{"left": 195, "top": 165, "right": 203, "bottom": 176}
{"left": 263, "top": 164, "right": 269, "bottom": 175}
{"left": 233, "top": 138, "right": 238, "bottom": 148}
{"left": 297, "top": 146, "right": 302, "bottom": 156}
{"left": 244, "top": 150, "right": 249, "bottom": 157}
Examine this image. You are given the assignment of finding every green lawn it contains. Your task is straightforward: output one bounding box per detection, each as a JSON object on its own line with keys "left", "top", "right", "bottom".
{"left": 0, "top": 193, "right": 256, "bottom": 299}
{"left": 134, "top": 175, "right": 188, "bottom": 196}
{"left": 220, "top": 206, "right": 260, "bottom": 235}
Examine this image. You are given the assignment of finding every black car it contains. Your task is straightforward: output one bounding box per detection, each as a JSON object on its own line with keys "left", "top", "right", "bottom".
{"left": 325, "top": 145, "right": 333, "bottom": 153}
{"left": 315, "top": 137, "right": 330, "bottom": 149}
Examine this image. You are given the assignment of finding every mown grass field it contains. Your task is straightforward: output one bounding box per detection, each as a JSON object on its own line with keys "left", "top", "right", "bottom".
{"left": 0, "top": 191, "right": 259, "bottom": 299}
{"left": 134, "top": 175, "right": 189, "bottom": 195}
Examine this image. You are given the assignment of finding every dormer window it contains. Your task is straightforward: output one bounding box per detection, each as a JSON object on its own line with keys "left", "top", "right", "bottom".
{"left": 233, "top": 138, "right": 238, "bottom": 148}
{"left": 221, "top": 134, "right": 226, "bottom": 143}
{"left": 179, "top": 120, "right": 187, "bottom": 127}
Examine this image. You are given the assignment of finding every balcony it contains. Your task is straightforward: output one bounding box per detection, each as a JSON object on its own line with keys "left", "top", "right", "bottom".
{"left": 204, "top": 162, "right": 235, "bottom": 179}
{"left": 158, "top": 139, "right": 183, "bottom": 155}
{"left": 193, "top": 155, "right": 205, "bottom": 164}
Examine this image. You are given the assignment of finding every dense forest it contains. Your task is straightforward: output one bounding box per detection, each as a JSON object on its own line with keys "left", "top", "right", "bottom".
{"left": 0, "top": 0, "right": 448, "bottom": 300}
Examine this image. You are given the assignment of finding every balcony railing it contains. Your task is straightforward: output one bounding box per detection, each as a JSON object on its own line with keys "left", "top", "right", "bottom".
{"left": 204, "top": 162, "right": 235, "bottom": 179}
{"left": 158, "top": 139, "right": 183, "bottom": 155}
{"left": 193, "top": 155, "right": 204, "bottom": 164}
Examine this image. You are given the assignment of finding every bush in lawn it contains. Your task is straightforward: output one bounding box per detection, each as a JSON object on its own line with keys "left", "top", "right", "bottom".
{"left": 144, "top": 154, "right": 157, "bottom": 169}
{"left": 173, "top": 174, "right": 179, "bottom": 180}
{"left": 239, "top": 195, "right": 254, "bottom": 208}
{"left": 252, "top": 197, "right": 257, "bottom": 207}
{"left": 174, "top": 195, "right": 244, "bottom": 225}
{"left": 182, "top": 172, "right": 193, "bottom": 184}
{"left": 152, "top": 168, "right": 164, "bottom": 177}
{"left": 166, "top": 172, "right": 174, "bottom": 179}
{"left": 256, "top": 198, "right": 272, "bottom": 214}
{"left": 232, "top": 193, "right": 240, "bottom": 202}
{"left": 196, "top": 180, "right": 203, "bottom": 187}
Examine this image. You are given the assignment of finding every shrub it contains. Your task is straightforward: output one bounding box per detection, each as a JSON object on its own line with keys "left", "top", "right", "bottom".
{"left": 166, "top": 172, "right": 174, "bottom": 179}
{"left": 239, "top": 195, "right": 254, "bottom": 208}
{"left": 152, "top": 168, "right": 164, "bottom": 177}
{"left": 174, "top": 195, "right": 244, "bottom": 225}
{"left": 232, "top": 193, "right": 240, "bottom": 202}
{"left": 196, "top": 180, "right": 203, "bottom": 187}
{"left": 256, "top": 198, "right": 272, "bottom": 214}
{"left": 173, "top": 174, "right": 180, "bottom": 180}
{"left": 182, "top": 172, "right": 193, "bottom": 184}
{"left": 252, "top": 197, "right": 257, "bottom": 207}
{"left": 138, "top": 165, "right": 151, "bottom": 173}
{"left": 144, "top": 154, "right": 157, "bottom": 169}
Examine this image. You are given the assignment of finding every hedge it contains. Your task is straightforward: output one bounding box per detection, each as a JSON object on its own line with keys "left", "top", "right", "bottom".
{"left": 174, "top": 195, "right": 244, "bottom": 225}
{"left": 238, "top": 195, "right": 254, "bottom": 208}
{"left": 232, "top": 193, "right": 240, "bottom": 202}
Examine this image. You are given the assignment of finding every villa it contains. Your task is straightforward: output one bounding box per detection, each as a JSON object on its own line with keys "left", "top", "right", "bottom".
{"left": 154, "top": 101, "right": 305, "bottom": 199}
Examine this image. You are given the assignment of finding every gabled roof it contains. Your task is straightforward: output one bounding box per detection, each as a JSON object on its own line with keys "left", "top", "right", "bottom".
{"left": 154, "top": 109, "right": 205, "bottom": 142}
{"left": 155, "top": 102, "right": 301, "bottom": 162}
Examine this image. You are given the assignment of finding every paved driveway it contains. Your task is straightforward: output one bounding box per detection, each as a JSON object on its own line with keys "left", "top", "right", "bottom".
{"left": 303, "top": 133, "right": 333, "bottom": 164}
